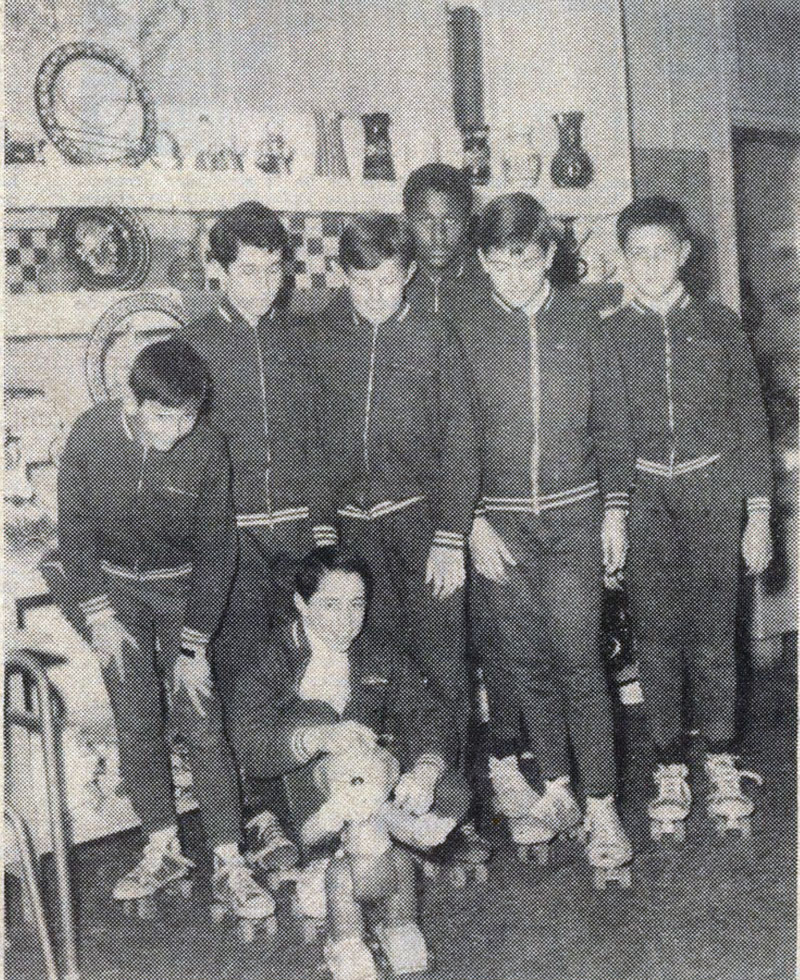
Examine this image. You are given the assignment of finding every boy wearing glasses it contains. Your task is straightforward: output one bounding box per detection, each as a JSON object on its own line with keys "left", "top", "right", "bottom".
{"left": 463, "top": 193, "right": 634, "bottom": 886}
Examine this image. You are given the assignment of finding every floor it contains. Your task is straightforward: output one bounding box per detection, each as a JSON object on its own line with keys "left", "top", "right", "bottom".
{"left": 6, "top": 638, "right": 796, "bottom": 980}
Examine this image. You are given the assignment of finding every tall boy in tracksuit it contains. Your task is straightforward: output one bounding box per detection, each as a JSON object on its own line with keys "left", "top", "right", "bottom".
{"left": 402, "top": 163, "right": 489, "bottom": 320}
{"left": 604, "top": 196, "right": 772, "bottom": 838}
{"left": 311, "top": 212, "right": 487, "bottom": 865}
{"left": 53, "top": 339, "right": 272, "bottom": 921}
{"left": 463, "top": 193, "right": 633, "bottom": 880}
{"left": 182, "top": 201, "right": 322, "bottom": 870}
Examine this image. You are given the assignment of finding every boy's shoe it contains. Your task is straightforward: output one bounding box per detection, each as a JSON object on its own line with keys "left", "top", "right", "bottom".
{"left": 523, "top": 776, "right": 583, "bottom": 842}
{"left": 374, "top": 921, "right": 429, "bottom": 975}
{"left": 704, "top": 753, "right": 763, "bottom": 835}
{"left": 323, "top": 935, "right": 378, "bottom": 980}
{"left": 113, "top": 834, "right": 194, "bottom": 901}
{"left": 648, "top": 763, "right": 691, "bottom": 841}
{"left": 488, "top": 755, "right": 541, "bottom": 819}
{"left": 584, "top": 795, "right": 633, "bottom": 888}
{"left": 244, "top": 810, "right": 299, "bottom": 872}
{"left": 211, "top": 857, "right": 276, "bottom": 920}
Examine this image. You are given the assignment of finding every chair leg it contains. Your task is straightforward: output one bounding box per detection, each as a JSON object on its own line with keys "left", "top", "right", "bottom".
{"left": 5, "top": 806, "right": 61, "bottom": 980}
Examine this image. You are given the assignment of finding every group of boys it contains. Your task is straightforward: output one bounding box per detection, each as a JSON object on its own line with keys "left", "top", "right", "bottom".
{"left": 52, "top": 162, "right": 773, "bottom": 930}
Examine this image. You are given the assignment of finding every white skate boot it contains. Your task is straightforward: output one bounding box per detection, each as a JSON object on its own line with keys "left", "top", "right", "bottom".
{"left": 211, "top": 856, "right": 277, "bottom": 943}
{"left": 373, "top": 921, "right": 429, "bottom": 975}
{"left": 113, "top": 829, "right": 194, "bottom": 918}
{"left": 488, "top": 754, "right": 541, "bottom": 819}
{"left": 584, "top": 795, "right": 633, "bottom": 890}
{"left": 648, "top": 763, "right": 691, "bottom": 842}
{"left": 704, "top": 753, "right": 763, "bottom": 838}
{"left": 323, "top": 934, "right": 379, "bottom": 980}
{"left": 244, "top": 810, "right": 299, "bottom": 872}
{"left": 513, "top": 776, "right": 584, "bottom": 865}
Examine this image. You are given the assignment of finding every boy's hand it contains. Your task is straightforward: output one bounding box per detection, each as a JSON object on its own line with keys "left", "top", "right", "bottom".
{"left": 89, "top": 616, "right": 138, "bottom": 681}
{"left": 393, "top": 762, "right": 440, "bottom": 816}
{"left": 304, "top": 720, "right": 378, "bottom": 758}
{"left": 742, "top": 512, "right": 773, "bottom": 575}
{"left": 469, "top": 516, "right": 517, "bottom": 582}
{"left": 601, "top": 508, "right": 628, "bottom": 574}
{"left": 173, "top": 650, "right": 213, "bottom": 717}
{"left": 426, "top": 545, "right": 466, "bottom": 600}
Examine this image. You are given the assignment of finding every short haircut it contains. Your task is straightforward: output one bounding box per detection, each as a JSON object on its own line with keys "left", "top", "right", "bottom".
{"left": 476, "top": 193, "right": 557, "bottom": 254}
{"left": 295, "top": 546, "right": 374, "bottom": 604}
{"left": 402, "top": 163, "right": 473, "bottom": 217}
{"left": 128, "top": 338, "right": 210, "bottom": 408}
{"left": 616, "top": 196, "right": 690, "bottom": 248}
{"left": 338, "top": 213, "right": 415, "bottom": 273}
{"left": 208, "top": 201, "right": 289, "bottom": 270}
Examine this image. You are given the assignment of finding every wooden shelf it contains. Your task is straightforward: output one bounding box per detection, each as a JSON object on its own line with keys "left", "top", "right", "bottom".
{"left": 5, "top": 162, "right": 631, "bottom": 218}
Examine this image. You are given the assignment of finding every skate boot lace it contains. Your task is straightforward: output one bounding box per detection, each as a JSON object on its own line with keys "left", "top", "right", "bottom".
{"left": 584, "top": 799, "right": 632, "bottom": 864}
{"left": 536, "top": 780, "right": 580, "bottom": 832}
{"left": 129, "top": 841, "right": 192, "bottom": 885}
{"left": 219, "top": 862, "right": 263, "bottom": 903}
{"left": 655, "top": 764, "right": 690, "bottom": 802}
{"left": 706, "top": 754, "right": 763, "bottom": 798}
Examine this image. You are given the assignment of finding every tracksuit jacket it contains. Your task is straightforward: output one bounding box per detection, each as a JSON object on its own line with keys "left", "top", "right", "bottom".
{"left": 602, "top": 292, "right": 771, "bottom": 512}
{"left": 230, "top": 619, "right": 458, "bottom": 781}
{"left": 182, "top": 298, "right": 330, "bottom": 540}
{"left": 405, "top": 252, "right": 491, "bottom": 320}
{"left": 312, "top": 289, "right": 480, "bottom": 550}
{"left": 458, "top": 286, "right": 634, "bottom": 517}
{"left": 56, "top": 399, "right": 236, "bottom": 649}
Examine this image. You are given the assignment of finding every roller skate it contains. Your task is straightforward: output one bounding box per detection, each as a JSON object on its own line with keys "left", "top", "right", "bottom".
{"left": 584, "top": 795, "right": 633, "bottom": 890}
{"left": 379, "top": 801, "right": 457, "bottom": 882}
{"left": 210, "top": 855, "right": 278, "bottom": 943}
{"left": 704, "top": 753, "right": 763, "bottom": 839}
{"left": 371, "top": 920, "right": 429, "bottom": 976}
{"left": 488, "top": 754, "right": 542, "bottom": 820}
{"left": 648, "top": 763, "right": 691, "bottom": 842}
{"left": 267, "top": 857, "right": 329, "bottom": 944}
{"left": 511, "top": 776, "right": 583, "bottom": 865}
{"left": 244, "top": 810, "right": 299, "bottom": 872}
{"left": 322, "top": 934, "right": 379, "bottom": 980}
{"left": 438, "top": 822, "right": 492, "bottom": 887}
{"left": 113, "top": 830, "right": 194, "bottom": 919}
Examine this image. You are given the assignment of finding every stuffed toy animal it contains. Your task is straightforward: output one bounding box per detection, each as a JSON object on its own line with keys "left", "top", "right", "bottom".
{"left": 301, "top": 744, "right": 429, "bottom": 980}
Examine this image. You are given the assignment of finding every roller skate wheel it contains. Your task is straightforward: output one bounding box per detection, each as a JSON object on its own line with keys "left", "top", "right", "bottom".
{"left": 649, "top": 820, "right": 663, "bottom": 842}
{"left": 423, "top": 861, "right": 440, "bottom": 880}
{"left": 290, "top": 896, "right": 305, "bottom": 919}
{"left": 593, "top": 867, "right": 608, "bottom": 890}
{"left": 237, "top": 919, "right": 258, "bottom": 943}
{"left": 673, "top": 822, "right": 686, "bottom": 843}
{"left": 210, "top": 902, "right": 227, "bottom": 924}
{"left": 533, "top": 843, "right": 549, "bottom": 866}
{"left": 136, "top": 895, "right": 158, "bottom": 919}
{"left": 167, "top": 878, "right": 192, "bottom": 898}
{"left": 301, "top": 919, "right": 320, "bottom": 944}
{"left": 516, "top": 845, "right": 530, "bottom": 864}
{"left": 473, "top": 863, "right": 489, "bottom": 884}
{"left": 447, "top": 865, "right": 468, "bottom": 889}
{"left": 121, "top": 899, "right": 137, "bottom": 918}
{"left": 264, "top": 915, "right": 279, "bottom": 937}
{"left": 739, "top": 818, "right": 752, "bottom": 839}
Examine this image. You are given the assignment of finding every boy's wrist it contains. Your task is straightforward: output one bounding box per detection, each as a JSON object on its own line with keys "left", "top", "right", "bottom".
{"left": 746, "top": 496, "right": 770, "bottom": 517}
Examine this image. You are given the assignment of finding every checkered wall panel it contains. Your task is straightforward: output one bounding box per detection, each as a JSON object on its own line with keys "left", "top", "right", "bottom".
{"left": 5, "top": 228, "right": 59, "bottom": 294}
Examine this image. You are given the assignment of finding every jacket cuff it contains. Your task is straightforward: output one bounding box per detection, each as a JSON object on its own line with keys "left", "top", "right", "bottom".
{"left": 746, "top": 496, "right": 771, "bottom": 515}
{"left": 411, "top": 753, "right": 447, "bottom": 777}
{"left": 181, "top": 626, "right": 211, "bottom": 649}
{"left": 604, "top": 491, "right": 630, "bottom": 512}
{"left": 312, "top": 524, "right": 338, "bottom": 547}
{"left": 473, "top": 501, "right": 487, "bottom": 518}
{"left": 291, "top": 726, "right": 316, "bottom": 764}
{"left": 80, "top": 594, "right": 113, "bottom": 624}
{"left": 432, "top": 530, "right": 466, "bottom": 551}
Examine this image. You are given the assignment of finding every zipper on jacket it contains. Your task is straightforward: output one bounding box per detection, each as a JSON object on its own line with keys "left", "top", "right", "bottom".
{"left": 251, "top": 323, "right": 273, "bottom": 518}
{"left": 661, "top": 314, "right": 677, "bottom": 475}
{"left": 529, "top": 314, "right": 542, "bottom": 514}
{"left": 362, "top": 321, "right": 380, "bottom": 507}
{"left": 432, "top": 276, "right": 441, "bottom": 315}
{"left": 134, "top": 444, "right": 148, "bottom": 576}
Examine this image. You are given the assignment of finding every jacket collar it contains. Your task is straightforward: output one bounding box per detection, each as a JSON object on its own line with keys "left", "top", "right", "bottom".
{"left": 218, "top": 295, "right": 277, "bottom": 328}
{"left": 350, "top": 299, "right": 411, "bottom": 331}
{"left": 629, "top": 286, "right": 691, "bottom": 316}
{"left": 288, "top": 619, "right": 389, "bottom": 686}
{"left": 491, "top": 281, "right": 554, "bottom": 318}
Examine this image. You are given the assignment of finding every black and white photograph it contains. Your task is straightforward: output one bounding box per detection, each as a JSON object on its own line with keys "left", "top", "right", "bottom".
{"left": 3, "top": 2, "right": 798, "bottom": 978}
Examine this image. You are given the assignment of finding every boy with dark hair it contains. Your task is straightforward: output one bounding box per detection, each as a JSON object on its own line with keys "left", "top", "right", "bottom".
{"left": 402, "top": 162, "right": 489, "bottom": 317}
{"left": 311, "top": 212, "right": 489, "bottom": 871}
{"left": 463, "top": 192, "right": 634, "bottom": 885}
{"left": 606, "top": 195, "right": 772, "bottom": 840}
{"left": 53, "top": 339, "right": 274, "bottom": 923}
{"left": 182, "top": 200, "right": 324, "bottom": 872}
